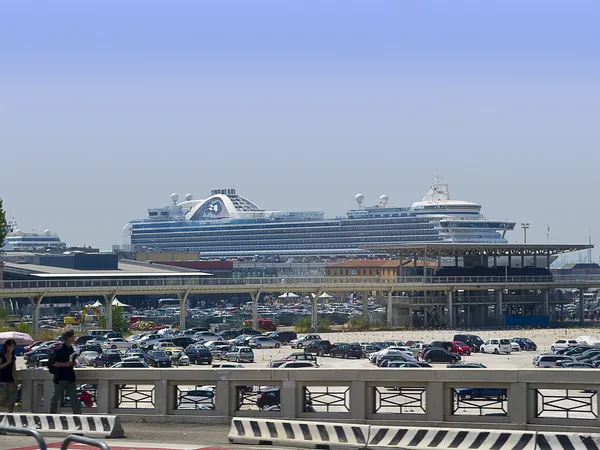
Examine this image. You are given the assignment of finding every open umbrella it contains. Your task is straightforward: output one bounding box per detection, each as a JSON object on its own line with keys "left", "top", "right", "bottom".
{"left": 318, "top": 292, "right": 333, "bottom": 299}
{"left": 0, "top": 331, "right": 34, "bottom": 346}
{"left": 87, "top": 300, "right": 103, "bottom": 308}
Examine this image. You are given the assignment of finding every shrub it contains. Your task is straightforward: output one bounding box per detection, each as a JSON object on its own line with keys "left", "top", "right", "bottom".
{"left": 294, "top": 316, "right": 331, "bottom": 333}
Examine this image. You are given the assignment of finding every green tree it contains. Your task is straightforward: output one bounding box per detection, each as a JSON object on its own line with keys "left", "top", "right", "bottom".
{"left": 0, "top": 197, "right": 6, "bottom": 249}
{"left": 98, "top": 306, "right": 129, "bottom": 332}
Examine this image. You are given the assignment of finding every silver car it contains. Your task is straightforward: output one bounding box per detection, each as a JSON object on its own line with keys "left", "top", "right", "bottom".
{"left": 290, "top": 334, "right": 321, "bottom": 349}
{"left": 226, "top": 346, "right": 255, "bottom": 363}
{"left": 248, "top": 337, "right": 281, "bottom": 349}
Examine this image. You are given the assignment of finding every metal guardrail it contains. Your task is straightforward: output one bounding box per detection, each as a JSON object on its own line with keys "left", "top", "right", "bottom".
{"left": 0, "top": 426, "right": 47, "bottom": 450}
{"left": 61, "top": 435, "right": 110, "bottom": 450}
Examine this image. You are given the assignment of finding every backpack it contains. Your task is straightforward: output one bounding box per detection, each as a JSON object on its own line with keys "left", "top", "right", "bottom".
{"left": 48, "top": 349, "right": 58, "bottom": 375}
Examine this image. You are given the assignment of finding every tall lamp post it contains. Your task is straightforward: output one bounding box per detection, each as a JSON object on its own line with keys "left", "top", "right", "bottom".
{"left": 521, "top": 222, "right": 530, "bottom": 244}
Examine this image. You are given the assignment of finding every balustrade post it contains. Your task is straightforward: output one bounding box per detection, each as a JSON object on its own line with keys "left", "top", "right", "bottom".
{"left": 281, "top": 380, "right": 297, "bottom": 419}
{"left": 154, "top": 379, "right": 169, "bottom": 416}
{"left": 350, "top": 381, "right": 367, "bottom": 421}
{"left": 215, "top": 380, "right": 231, "bottom": 419}
{"left": 508, "top": 382, "right": 528, "bottom": 425}
{"left": 42, "top": 380, "right": 54, "bottom": 413}
{"left": 426, "top": 382, "right": 445, "bottom": 422}
{"left": 96, "top": 380, "right": 110, "bottom": 414}
{"left": 20, "top": 379, "right": 34, "bottom": 412}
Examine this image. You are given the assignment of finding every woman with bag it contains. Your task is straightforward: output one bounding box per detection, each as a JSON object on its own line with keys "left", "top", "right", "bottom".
{"left": 0, "top": 338, "right": 18, "bottom": 413}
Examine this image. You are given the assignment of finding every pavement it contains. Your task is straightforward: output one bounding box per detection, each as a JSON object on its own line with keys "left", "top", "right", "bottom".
{"left": 1, "top": 423, "right": 235, "bottom": 450}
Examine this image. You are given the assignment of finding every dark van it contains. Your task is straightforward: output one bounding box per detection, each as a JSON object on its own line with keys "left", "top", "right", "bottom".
{"left": 453, "top": 334, "right": 485, "bottom": 353}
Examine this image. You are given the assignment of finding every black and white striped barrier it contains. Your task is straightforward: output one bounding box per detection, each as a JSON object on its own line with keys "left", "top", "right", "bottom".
{"left": 536, "top": 432, "right": 600, "bottom": 450}
{"left": 228, "top": 418, "right": 370, "bottom": 448}
{"left": 229, "top": 419, "right": 600, "bottom": 449}
{"left": 0, "top": 413, "right": 125, "bottom": 438}
{"left": 367, "top": 426, "right": 535, "bottom": 450}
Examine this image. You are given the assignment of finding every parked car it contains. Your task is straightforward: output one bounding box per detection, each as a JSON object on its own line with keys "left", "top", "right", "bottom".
{"left": 557, "top": 361, "right": 594, "bottom": 368}
{"left": 77, "top": 351, "right": 100, "bottom": 366}
{"left": 512, "top": 338, "right": 537, "bottom": 351}
{"left": 456, "top": 388, "right": 507, "bottom": 400}
{"left": 112, "top": 357, "right": 149, "bottom": 368}
{"left": 225, "top": 347, "right": 255, "bottom": 363}
{"left": 145, "top": 350, "right": 172, "bottom": 368}
{"left": 25, "top": 353, "right": 50, "bottom": 368}
{"left": 574, "top": 349, "right": 600, "bottom": 361}
{"left": 193, "top": 331, "right": 222, "bottom": 342}
{"left": 164, "top": 348, "right": 190, "bottom": 366}
{"left": 551, "top": 339, "right": 579, "bottom": 352}
{"left": 186, "top": 346, "right": 213, "bottom": 365}
{"left": 93, "top": 352, "right": 122, "bottom": 368}
{"left": 171, "top": 337, "right": 197, "bottom": 349}
{"left": 533, "top": 354, "right": 574, "bottom": 368}
{"left": 376, "top": 351, "right": 416, "bottom": 367}
{"left": 422, "top": 348, "right": 460, "bottom": 364}
{"left": 429, "top": 341, "right": 454, "bottom": 352}
{"left": 447, "top": 362, "right": 487, "bottom": 368}
{"left": 562, "top": 346, "right": 592, "bottom": 356}
{"left": 480, "top": 339, "right": 512, "bottom": 354}
{"left": 269, "top": 331, "right": 297, "bottom": 344}
{"left": 329, "top": 343, "right": 363, "bottom": 359}
{"left": 178, "top": 386, "right": 215, "bottom": 410}
{"left": 76, "top": 344, "right": 103, "bottom": 354}
{"left": 24, "top": 347, "right": 54, "bottom": 361}
{"left": 453, "top": 334, "right": 485, "bottom": 353}
{"left": 269, "top": 352, "right": 318, "bottom": 368}
{"left": 382, "top": 361, "right": 432, "bottom": 368}
{"left": 212, "top": 363, "right": 244, "bottom": 369}
{"left": 451, "top": 341, "right": 472, "bottom": 356}
{"left": 304, "top": 340, "right": 333, "bottom": 356}
{"left": 290, "top": 334, "right": 321, "bottom": 349}
{"left": 510, "top": 341, "right": 521, "bottom": 352}
{"left": 248, "top": 337, "right": 281, "bottom": 349}
{"left": 277, "top": 361, "right": 319, "bottom": 369}
{"left": 102, "top": 338, "right": 134, "bottom": 351}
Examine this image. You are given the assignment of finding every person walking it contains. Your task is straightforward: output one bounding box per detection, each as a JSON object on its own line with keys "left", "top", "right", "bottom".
{"left": 0, "top": 338, "right": 18, "bottom": 413}
{"left": 49, "top": 330, "right": 81, "bottom": 414}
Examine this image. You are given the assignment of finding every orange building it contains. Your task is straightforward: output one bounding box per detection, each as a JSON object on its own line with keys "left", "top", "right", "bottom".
{"left": 326, "top": 259, "right": 437, "bottom": 281}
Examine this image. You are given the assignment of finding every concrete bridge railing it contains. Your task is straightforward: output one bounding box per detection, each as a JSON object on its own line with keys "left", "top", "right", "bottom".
{"left": 17, "top": 368, "right": 600, "bottom": 433}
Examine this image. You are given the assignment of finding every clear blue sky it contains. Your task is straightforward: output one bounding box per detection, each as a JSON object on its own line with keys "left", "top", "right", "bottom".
{"left": 1, "top": 1, "right": 599, "bottom": 254}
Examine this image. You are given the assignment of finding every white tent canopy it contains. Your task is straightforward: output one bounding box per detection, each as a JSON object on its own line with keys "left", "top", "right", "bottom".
{"left": 112, "top": 298, "right": 129, "bottom": 307}
{"left": 87, "top": 301, "right": 103, "bottom": 308}
{"left": 278, "top": 292, "right": 299, "bottom": 299}
{"left": 319, "top": 292, "right": 333, "bottom": 299}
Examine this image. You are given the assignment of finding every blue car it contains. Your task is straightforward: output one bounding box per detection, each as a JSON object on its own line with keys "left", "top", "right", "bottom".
{"left": 456, "top": 388, "right": 507, "bottom": 400}
{"left": 512, "top": 338, "right": 537, "bottom": 351}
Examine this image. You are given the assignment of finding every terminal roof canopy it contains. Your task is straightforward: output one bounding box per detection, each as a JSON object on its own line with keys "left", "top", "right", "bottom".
{"left": 361, "top": 243, "right": 593, "bottom": 258}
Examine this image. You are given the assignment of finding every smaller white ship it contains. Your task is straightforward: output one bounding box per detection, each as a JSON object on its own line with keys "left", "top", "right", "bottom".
{"left": 2, "top": 220, "right": 67, "bottom": 252}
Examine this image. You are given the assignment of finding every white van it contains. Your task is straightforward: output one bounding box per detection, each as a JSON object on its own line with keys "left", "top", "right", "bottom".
{"left": 88, "top": 330, "right": 113, "bottom": 338}
{"left": 480, "top": 339, "right": 512, "bottom": 354}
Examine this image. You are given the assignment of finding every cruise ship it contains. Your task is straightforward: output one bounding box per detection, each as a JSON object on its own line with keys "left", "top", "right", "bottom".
{"left": 2, "top": 220, "right": 67, "bottom": 252}
{"left": 122, "top": 179, "right": 516, "bottom": 258}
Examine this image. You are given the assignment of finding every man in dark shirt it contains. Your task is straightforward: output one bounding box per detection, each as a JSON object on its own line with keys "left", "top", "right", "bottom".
{"left": 49, "top": 330, "right": 81, "bottom": 414}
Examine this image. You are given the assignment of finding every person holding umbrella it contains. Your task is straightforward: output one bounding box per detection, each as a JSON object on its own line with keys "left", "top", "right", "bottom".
{"left": 0, "top": 339, "right": 18, "bottom": 413}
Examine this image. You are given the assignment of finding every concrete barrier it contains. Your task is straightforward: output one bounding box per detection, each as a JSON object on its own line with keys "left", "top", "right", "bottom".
{"left": 536, "top": 432, "right": 600, "bottom": 450}
{"left": 230, "top": 419, "right": 600, "bottom": 450}
{"left": 367, "top": 426, "right": 535, "bottom": 450}
{"left": 0, "top": 413, "right": 125, "bottom": 438}
{"left": 228, "top": 417, "right": 370, "bottom": 448}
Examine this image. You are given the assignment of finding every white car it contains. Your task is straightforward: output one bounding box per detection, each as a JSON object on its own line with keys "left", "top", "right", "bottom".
{"left": 193, "top": 331, "right": 222, "bottom": 342}
{"left": 102, "top": 338, "right": 134, "bottom": 351}
{"left": 212, "top": 363, "right": 245, "bottom": 369}
{"left": 510, "top": 341, "right": 521, "bottom": 352}
{"left": 289, "top": 334, "right": 321, "bottom": 349}
{"left": 153, "top": 341, "right": 176, "bottom": 351}
{"left": 277, "top": 361, "right": 319, "bottom": 369}
{"left": 551, "top": 339, "right": 578, "bottom": 352}
{"left": 480, "top": 339, "right": 512, "bottom": 354}
{"left": 165, "top": 349, "right": 190, "bottom": 366}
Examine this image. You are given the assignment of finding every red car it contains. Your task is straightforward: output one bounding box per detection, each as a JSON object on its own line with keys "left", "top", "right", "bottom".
{"left": 452, "top": 341, "right": 471, "bottom": 356}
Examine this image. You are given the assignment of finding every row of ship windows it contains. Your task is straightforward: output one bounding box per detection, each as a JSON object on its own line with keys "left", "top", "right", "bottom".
{"left": 131, "top": 231, "right": 440, "bottom": 246}
{"left": 131, "top": 227, "right": 438, "bottom": 240}
{"left": 142, "top": 237, "right": 444, "bottom": 252}
{"left": 132, "top": 223, "right": 436, "bottom": 236}
{"left": 133, "top": 217, "right": 432, "bottom": 231}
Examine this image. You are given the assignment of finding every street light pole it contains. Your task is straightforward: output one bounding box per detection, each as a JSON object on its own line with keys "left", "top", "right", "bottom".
{"left": 521, "top": 222, "right": 530, "bottom": 244}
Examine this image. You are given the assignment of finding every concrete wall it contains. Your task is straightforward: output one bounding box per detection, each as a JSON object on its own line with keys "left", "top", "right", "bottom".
{"left": 18, "top": 368, "right": 600, "bottom": 432}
